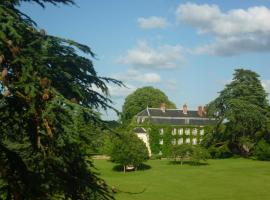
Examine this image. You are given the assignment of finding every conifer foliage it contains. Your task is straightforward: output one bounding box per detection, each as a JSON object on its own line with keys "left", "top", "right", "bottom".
{"left": 0, "top": 0, "right": 121, "bottom": 199}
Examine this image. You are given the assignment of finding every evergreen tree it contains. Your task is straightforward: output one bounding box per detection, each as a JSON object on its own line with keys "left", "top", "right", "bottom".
{"left": 207, "top": 69, "right": 269, "bottom": 156}
{"left": 0, "top": 1, "right": 121, "bottom": 199}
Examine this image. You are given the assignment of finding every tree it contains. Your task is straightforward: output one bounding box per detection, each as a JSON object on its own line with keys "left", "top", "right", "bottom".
{"left": 0, "top": 1, "right": 122, "bottom": 199}
{"left": 170, "top": 144, "right": 192, "bottom": 165}
{"left": 207, "top": 69, "right": 269, "bottom": 156}
{"left": 121, "top": 86, "right": 176, "bottom": 125}
{"left": 104, "top": 132, "right": 149, "bottom": 173}
{"left": 254, "top": 139, "right": 270, "bottom": 161}
{"left": 170, "top": 145, "right": 209, "bottom": 165}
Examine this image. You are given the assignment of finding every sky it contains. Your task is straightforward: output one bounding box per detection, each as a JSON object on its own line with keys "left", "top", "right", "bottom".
{"left": 20, "top": 0, "right": 270, "bottom": 120}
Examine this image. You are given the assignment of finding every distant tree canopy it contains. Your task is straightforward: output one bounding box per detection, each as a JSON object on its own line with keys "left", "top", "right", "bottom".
{"left": 206, "top": 69, "right": 270, "bottom": 156}
{"left": 0, "top": 0, "right": 121, "bottom": 199}
{"left": 121, "top": 86, "right": 176, "bottom": 125}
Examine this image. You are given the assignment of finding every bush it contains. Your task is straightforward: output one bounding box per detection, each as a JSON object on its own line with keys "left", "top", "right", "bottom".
{"left": 208, "top": 143, "right": 233, "bottom": 158}
{"left": 254, "top": 140, "right": 270, "bottom": 161}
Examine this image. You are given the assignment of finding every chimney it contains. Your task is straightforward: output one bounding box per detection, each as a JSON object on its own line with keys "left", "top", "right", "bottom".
{"left": 183, "top": 104, "right": 188, "bottom": 114}
{"left": 197, "top": 106, "right": 203, "bottom": 117}
{"left": 160, "top": 103, "right": 166, "bottom": 113}
{"left": 203, "top": 106, "right": 207, "bottom": 115}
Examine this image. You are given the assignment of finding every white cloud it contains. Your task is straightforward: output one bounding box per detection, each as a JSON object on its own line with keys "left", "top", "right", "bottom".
{"left": 138, "top": 16, "right": 168, "bottom": 29}
{"left": 113, "top": 69, "right": 161, "bottom": 84}
{"left": 176, "top": 3, "right": 270, "bottom": 56}
{"left": 107, "top": 84, "right": 136, "bottom": 98}
{"left": 90, "top": 84, "right": 136, "bottom": 99}
{"left": 262, "top": 80, "right": 270, "bottom": 95}
{"left": 117, "top": 41, "right": 185, "bottom": 69}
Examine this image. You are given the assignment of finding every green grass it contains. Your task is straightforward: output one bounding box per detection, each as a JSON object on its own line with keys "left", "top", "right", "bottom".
{"left": 94, "top": 158, "right": 270, "bottom": 200}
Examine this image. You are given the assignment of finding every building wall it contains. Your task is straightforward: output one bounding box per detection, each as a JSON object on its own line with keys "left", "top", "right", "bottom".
{"left": 135, "top": 125, "right": 208, "bottom": 157}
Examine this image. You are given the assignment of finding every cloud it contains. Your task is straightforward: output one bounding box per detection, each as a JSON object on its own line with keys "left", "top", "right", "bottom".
{"left": 262, "top": 80, "right": 270, "bottom": 95}
{"left": 138, "top": 16, "right": 168, "bottom": 29}
{"left": 90, "top": 84, "right": 136, "bottom": 99}
{"left": 117, "top": 41, "right": 185, "bottom": 69}
{"left": 113, "top": 69, "right": 161, "bottom": 84}
{"left": 107, "top": 84, "right": 136, "bottom": 98}
{"left": 176, "top": 3, "right": 270, "bottom": 56}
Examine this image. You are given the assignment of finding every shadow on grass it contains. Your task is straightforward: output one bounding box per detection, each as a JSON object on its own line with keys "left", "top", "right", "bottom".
{"left": 168, "top": 160, "right": 209, "bottom": 166}
{"left": 112, "top": 163, "right": 152, "bottom": 172}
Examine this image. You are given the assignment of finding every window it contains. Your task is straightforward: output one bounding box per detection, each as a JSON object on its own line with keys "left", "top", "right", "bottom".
{"left": 185, "top": 128, "right": 190, "bottom": 135}
{"left": 178, "top": 128, "right": 183, "bottom": 135}
{"left": 200, "top": 129, "right": 204, "bottom": 136}
{"left": 192, "top": 138, "right": 197, "bottom": 145}
{"left": 185, "top": 138, "right": 190, "bottom": 144}
{"left": 172, "top": 128, "right": 177, "bottom": 135}
{"left": 159, "top": 128, "right": 164, "bottom": 135}
{"left": 178, "top": 138, "right": 183, "bottom": 145}
{"left": 192, "top": 128, "right": 197, "bottom": 136}
{"left": 172, "top": 139, "right": 176, "bottom": 145}
{"left": 159, "top": 139, "right": 163, "bottom": 145}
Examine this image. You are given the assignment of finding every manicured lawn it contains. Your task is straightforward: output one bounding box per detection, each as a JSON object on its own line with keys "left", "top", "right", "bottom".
{"left": 94, "top": 158, "right": 270, "bottom": 200}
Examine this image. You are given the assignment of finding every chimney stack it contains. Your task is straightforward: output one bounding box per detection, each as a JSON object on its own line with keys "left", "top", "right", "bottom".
{"left": 198, "top": 106, "right": 203, "bottom": 117}
{"left": 203, "top": 106, "right": 207, "bottom": 115}
{"left": 183, "top": 104, "right": 188, "bottom": 114}
{"left": 160, "top": 103, "right": 166, "bottom": 113}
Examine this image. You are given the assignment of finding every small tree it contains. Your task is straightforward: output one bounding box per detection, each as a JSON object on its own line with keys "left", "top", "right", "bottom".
{"left": 104, "top": 132, "right": 149, "bottom": 172}
{"left": 170, "top": 144, "right": 192, "bottom": 165}
{"left": 190, "top": 146, "right": 210, "bottom": 165}
{"left": 170, "top": 145, "right": 210, "bottom": 165}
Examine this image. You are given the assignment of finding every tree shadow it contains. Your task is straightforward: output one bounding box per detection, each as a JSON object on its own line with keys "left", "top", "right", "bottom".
{"left": 112, "top": 163, "right": 152, "bottom": 172}
{"left": 168, "top": 160, "right": 209, "bottom": 166}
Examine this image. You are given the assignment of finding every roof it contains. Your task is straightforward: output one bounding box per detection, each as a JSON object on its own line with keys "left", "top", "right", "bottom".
{"left": 137, "top": 108, "right": 208, "bottom": 118}
{"left": 136, "top": 108, "right": 215, "bottom": 126}
{"left": 133, "top": 127, "right": 147, "bottom": 133}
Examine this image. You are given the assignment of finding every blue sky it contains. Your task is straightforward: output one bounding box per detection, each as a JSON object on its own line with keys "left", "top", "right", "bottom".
{"left": 20, "top": 0, "right": 270, "bottom": 120}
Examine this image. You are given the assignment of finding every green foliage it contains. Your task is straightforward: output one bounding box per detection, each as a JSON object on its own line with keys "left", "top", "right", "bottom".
{"left": 0, "top": 1, "right": 122, "bottom": 199}
{"left": 207, "top": 69, "right": 270, "bottom": 156}
{"left": 103, "top": 132, "right": 149, "bottom": 172}
{"left": 170, "top": 144, "right": 210, "bottom": 165}
{"left": 207, "top": 143, "right": 233, "bottom": 158}
{"left": 170, "top": 144, "right": 192, "bottom": 165}
{"left": 254, "top": 139, "right": 270, "bottom": 161}
{"left": 121, "top": 86, "right": 176, "bottom": 125}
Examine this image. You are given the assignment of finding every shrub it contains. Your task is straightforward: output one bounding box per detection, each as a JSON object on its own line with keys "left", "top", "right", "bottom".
{"left": 208, "top": 143, "right": 233, "bottom": 158}
{"left": 254, "top": 139, "right": 270, "bottom": 161}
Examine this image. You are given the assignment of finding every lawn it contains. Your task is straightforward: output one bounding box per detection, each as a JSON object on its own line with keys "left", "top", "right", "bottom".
{"left": 94, "top": 158, "right": 270, "bottom": 200}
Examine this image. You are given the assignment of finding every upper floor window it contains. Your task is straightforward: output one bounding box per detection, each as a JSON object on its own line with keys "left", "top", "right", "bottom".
{"left": 159, "top": 128, "right": 164, "bottom": 135}
{"left": 192, "top": 128, "right": 197, "bottom": 136}
{"left": 200, "top": 129, "right": 204, "bottom": 136}
{"left": 178, "top": 128, "right": 183, "bottom": 135}
{"left": 185, "top": 128, "right": 190, "bottom": 135}
{"left": 172, "top": 128, "right": 177, "bottom": 135}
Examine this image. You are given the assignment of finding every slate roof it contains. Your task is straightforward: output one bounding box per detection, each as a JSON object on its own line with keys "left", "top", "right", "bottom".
{"left": 137, "top": 108, "right": 208, "bottom": 118}
{"left": 136, "top": 108, "right": 215, "bottom": 126}
{"left": 133, "top": 127, "right": 147, "bottom": 133}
